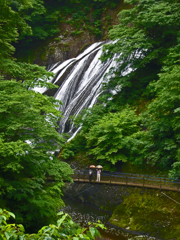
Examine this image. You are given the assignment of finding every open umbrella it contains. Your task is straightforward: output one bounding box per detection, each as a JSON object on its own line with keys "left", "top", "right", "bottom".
{"left": 89, "top": 165, "right": 96, "bottom": 168}
{"left": 96, "top": 165, "right": 103, "bottom": 169}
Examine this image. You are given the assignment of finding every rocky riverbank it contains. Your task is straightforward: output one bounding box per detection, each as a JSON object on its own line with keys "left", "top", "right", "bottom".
{"left": 63, "top": 182, "right": 180, "bottom": 240}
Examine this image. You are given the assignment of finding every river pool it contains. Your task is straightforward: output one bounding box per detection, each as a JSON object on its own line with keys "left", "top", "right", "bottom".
{"left": 60, "top": 197, "right": 134, "bottom": 240}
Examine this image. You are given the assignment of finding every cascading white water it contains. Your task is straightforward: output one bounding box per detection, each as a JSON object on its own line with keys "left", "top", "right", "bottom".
{"left": 35, "top": 41, "right": 118, "bottom": 139}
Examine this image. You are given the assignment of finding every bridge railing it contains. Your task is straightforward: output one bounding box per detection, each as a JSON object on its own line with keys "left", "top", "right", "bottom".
{"left": 72, "top": 170, "right": 180, "bottom": 191}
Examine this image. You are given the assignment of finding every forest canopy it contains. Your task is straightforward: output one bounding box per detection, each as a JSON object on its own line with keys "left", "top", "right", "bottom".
{"left": 61, "top": 0, "right": 180, "bottom": 179}
{"left": 1, "top": 0, "right": 180, "bottom": 233}
{"left": 0, "top": 0, "right": 120, "bottom": 231}
{"left": 0, "top": 0, "right": 73, "bottom": 232}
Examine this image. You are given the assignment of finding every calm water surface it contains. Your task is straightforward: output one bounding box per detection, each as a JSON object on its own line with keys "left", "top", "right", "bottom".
{"left": 61, "top": 198, "right": 132, "bottom": 240}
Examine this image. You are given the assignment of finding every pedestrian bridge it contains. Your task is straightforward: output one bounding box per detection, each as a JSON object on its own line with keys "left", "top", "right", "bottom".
{"left": 72, "top": 170, "right": 180, "bottom": 192}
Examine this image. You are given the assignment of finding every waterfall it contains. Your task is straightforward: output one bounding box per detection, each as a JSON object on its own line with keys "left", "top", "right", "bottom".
{"left": 35, "top": 41, "right": 117, "bottom": 139}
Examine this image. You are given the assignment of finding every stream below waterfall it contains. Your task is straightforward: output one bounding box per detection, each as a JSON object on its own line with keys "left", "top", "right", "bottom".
{"left": 60, "top": 197, "right": 133, "bottom": 240}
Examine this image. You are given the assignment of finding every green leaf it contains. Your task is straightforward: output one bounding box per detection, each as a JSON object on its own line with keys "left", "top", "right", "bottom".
{"left": 89, "top": 227, "right": 96, "bottom": 238}
{"left": 57, "top": 214, "right": 68, "bottom": 228}
{"left": 57, "top": 211, "right": 64, "bottom": 216}
{"left": 4, "top": 232, "right": 11, "bottom": 240}
{"left": 0, "top": 216, "right": 3, "bottom": 224}
{"left": 8, "top": 212, "right": 15, "bottom": 219}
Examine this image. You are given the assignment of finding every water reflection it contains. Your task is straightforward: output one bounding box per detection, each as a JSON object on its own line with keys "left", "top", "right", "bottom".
{"left": 61, "top": 198, "right": 129, "bottom": 240}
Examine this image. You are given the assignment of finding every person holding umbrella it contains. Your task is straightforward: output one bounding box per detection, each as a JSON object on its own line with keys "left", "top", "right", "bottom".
{"left": 89, "top": 165, "right": 95, "bottom": 182}
{"left": 96, "top": 165, "right": 103, "bottom": 182}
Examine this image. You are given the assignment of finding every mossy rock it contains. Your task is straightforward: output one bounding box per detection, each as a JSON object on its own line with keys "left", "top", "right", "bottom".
{"left": 109, "top": 189, "right": 180, "bottom": 239}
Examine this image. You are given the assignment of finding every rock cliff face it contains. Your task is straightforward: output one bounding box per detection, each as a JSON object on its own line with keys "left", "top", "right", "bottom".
{"left": 36, "top": 29, "right": 98, "bottom": 67}
{"left": 32, "top": 1, "right": 126, "bottom": 67}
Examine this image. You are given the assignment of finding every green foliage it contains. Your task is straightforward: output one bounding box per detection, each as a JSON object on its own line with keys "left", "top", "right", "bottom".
{"left": 19, "top": 0, "right": 62, "bottom": 40}
{"left": 68, "top": 0, "right": 180, "bottom": 175}
{"left": 0, "top": 208, "right": 105, "bottom": 239}
{"left": 60, "top": 104, "right": 107, "bottom": 161}
{"left": 0, "top": 79, "right": 73, "bottom": 231}
{"left": 125, "top": 42, "right": 180, "bottom": 172}
{"left": 85, "top": 0, "right": 180, "bottom": 173}
{"left": 101, "top": 0, "right": 180, "bottom": 101}
{"left": 75, "top": 104, "right": 107, "bottom": 133}
{"left": 60, "top": 133, "right": 87, "bottom": 159}
{"left": 0, "top": 0, "right": 57, "bottom": 89}
{"left": 0, "top": 0, "right": 73, "bottom": 231}
{"left": 0, "top": 0, "right": 31, "bottom": 71}
{"left": 14, "top": 0, "right": 120, "bottom": 58}
{"left": 85, "top": 107, "right": 140, "bottom": 168}
{"left": 71, "top": 30, "right": 84, "bottom": 36}
{"left": 110, "top": 190, "right": 180, "bottom": 239}
{"left": 139, "top": 61, "right": 180, "bottom": 170}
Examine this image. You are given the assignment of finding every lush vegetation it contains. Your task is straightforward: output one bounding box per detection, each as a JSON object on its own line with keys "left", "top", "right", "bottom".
{"left": 109, "top": 189, "right": 180, "bottom": 239}
{"left": 61, "top": 0, "right": 180, "bottom": 179}
{"left": 0, "top": 208, "right": 105, "bottom": 239}
{"left": 0, "top": 0, "right": 74, "bottom": 232}
{"left": 14, "top": 0, "right": 121, "bottom": 59}
{"left": 1, "top": 0, "right": 180, "bottom": 236}
{"left": 0, "top": 0, "right": 121, "bottom": 234}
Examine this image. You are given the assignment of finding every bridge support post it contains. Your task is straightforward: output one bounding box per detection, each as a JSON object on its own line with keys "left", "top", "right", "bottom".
{"left": 110, "top": 174, "right": 111, "bottom": 184}
{"left": 143, "top": 176, "right": 144, "bottom": 188}
{"left": 126, "top": 176, "right": 128, "bottom": 186}
{"left": 160, "top": 178, "right": 161, "bottom": 191}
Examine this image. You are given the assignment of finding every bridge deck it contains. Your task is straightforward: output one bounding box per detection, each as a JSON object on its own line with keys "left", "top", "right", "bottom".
{"left": 73, "top": 178, "right": 180, "bottom": 192}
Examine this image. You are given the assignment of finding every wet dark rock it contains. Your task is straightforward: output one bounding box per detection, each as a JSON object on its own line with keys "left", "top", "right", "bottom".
{"left": 63, "top": 182, "right": 132, "bottom": 212}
